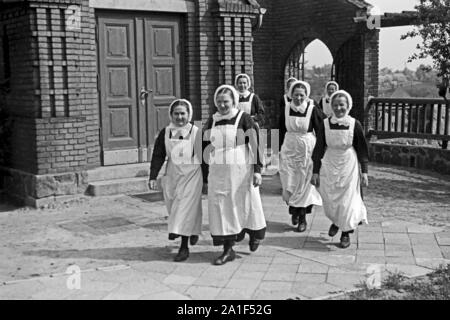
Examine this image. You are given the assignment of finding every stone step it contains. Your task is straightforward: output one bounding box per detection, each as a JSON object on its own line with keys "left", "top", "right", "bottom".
{"left": 86, "top": 163, "right": 151, "bottom": 182}
{"left": 87, "top": 177, "right": 161, "bottom": 197}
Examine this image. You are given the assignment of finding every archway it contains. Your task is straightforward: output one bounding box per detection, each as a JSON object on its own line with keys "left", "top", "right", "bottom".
{"left": 284, "top": 39, "right": 334, "bottom": 102}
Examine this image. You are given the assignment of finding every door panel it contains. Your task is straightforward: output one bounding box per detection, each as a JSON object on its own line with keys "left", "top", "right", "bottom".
{"left": 98, "top": 16, "right": 138, "bottom": 162}
{"left": 145, "top": 17, "right": 181, "bottom": 145}
{"left": 97, "top": 12, "right": 182, "bottom": 165}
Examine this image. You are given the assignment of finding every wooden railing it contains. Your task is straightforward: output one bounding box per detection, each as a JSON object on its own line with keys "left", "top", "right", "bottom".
{"left": 365, "top": 98, "right": 450, "bottom": 149}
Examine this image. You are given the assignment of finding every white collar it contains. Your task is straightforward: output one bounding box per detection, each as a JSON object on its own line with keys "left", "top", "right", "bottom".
{"left": 330, "top": 115, "right": 352, "bottom": 127}
{"left": 239, "top": 90, "right": 251, "bottom": 99}
{"left": 213, "top": 108, "right": 239, "bottom": 122}
{"left": 290, "top": 99, "right": 310, "bottom": 114}
{"left": 167, "top": 122, "right": 192, "bottom": 138}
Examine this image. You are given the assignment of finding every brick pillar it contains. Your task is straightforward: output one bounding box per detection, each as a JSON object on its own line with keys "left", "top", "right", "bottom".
{"left": 26, "top": 0, "right": 100, "bottom": 175}
{"left": 363, "top": 29, "right": 380, "bottom": 131}
{"left": 215, "top": 0, "right": 259, "bottom": 87}
{"left": 0, "top": 1, "right": 99, "bottom": 205}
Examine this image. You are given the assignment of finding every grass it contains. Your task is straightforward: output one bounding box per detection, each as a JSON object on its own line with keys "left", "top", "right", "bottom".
{"left": 341, "top": 264, "right": 450, "bottom": 300}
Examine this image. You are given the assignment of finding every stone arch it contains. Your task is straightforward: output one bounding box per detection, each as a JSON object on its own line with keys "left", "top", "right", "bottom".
{"left": 283, "top": 38, "right": 335, "bottom": 83}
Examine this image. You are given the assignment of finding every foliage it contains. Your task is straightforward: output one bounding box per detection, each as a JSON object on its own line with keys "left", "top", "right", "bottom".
{"left": 343, "top": 264, "right": 450, "bottom": 300}
{"left": 401, "top": 0, "right": 450, "bottom": 98}
{"left": 379, "top": 65, "right": 440, "bottom": 98}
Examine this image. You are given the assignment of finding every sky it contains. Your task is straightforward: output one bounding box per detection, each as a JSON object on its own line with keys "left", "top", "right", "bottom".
{"left": 305, "top": 0, "right": 434, "bottom": 71}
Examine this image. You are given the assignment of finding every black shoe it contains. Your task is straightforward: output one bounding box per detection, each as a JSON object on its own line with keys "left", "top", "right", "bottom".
{"left": 328, "top": 224, "right": 339, "bottom": 237}
{"left": 174, "top": 248, "right": 189, "bottom": 262}
{"left": 249, "top": 239, "right": 260, "bottom": 252}
{"left": 213, "top": 249, "right": 236, "bottom": 265}
{"left": 296, "top": 221, "right": 307, "bottom": 232}
{"left": 296, "top": 213, "right": 307, "bottom": 232}
{"left": 340, "top": 233, "right": 351, "bottom": 249}
{"left": 190, "top": 235, "right": 199, "bottom": 246}
{"left": 236, "top": 230, "right": 246, "bottom": 242}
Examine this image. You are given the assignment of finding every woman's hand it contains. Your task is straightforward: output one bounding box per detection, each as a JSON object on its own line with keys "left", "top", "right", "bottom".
{"left": 361, "top": 173, "right": 369, "bottom": 187}
{"left": 311, "top": 173, "right": 320, "bottom": 187}
{"left": 149, "top": 180, "right": 157, "bottom": 190}
{"left": 282, "top": 190, "right": 292, "bottom": 205}
{"left": 253, "top": 173, "right": 262, "bottom": 187}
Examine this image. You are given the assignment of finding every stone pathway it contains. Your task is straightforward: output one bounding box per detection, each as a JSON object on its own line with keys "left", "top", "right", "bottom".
{"left": 0, "top": 163, "right": 449, "bottom": 300}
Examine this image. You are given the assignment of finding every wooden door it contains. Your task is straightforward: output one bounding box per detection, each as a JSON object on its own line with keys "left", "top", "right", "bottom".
{"left": 97, "top": 12, "right": 182, "bottom": 165}
{"left": 144, "top": 16, "right": 182, "bottom": 150}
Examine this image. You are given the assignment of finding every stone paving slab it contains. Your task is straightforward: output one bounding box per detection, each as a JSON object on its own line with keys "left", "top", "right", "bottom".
{"left": 0, "top": 163, "right": 449, "bottom": 300}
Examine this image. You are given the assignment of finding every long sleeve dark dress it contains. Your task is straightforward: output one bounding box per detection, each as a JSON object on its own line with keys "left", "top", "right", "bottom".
{"left": 202, "top": 111, "right": 263, "bottom": 183}
{"left": 239, "top": 93, "right": 265, "bottom": 127}
{"left": 312, "top": 119, "right": 369, "bottom": 174}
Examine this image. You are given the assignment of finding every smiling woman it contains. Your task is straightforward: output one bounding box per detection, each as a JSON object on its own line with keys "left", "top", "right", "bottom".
{"left": 202, "top": 84, "right": 266, "bottom": 266}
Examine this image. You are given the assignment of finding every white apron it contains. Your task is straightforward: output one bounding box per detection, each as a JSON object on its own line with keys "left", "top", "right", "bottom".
{"left": 237, "top": 93, "right": 254, "bottom": 115}
{"left": 208, "top": 110, "right": 266, "bottom": 236}
{"left": 161, "top": 124, "right": 203, "bottom": 237}
{"left": 321, "top": 97, "right": 333, "bottom": 117}
{"left": 280, "top": 100, "right": 322, "bottom": 208}
{"left": 318, "top": 118, "right": 368, "bottom": 231}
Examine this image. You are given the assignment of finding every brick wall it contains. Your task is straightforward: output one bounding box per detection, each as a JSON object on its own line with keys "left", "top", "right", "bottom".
{"left": 27, "top": 0, "right": 100, "bottom": 174}
{"left": 184, "top": 1, "right": 201, "bottom": 121}
{"left": 370, "top": 142, "right": 450, "bottom": 175}
{"left": 0, "top": 0, "right": 101, "bottom": 175}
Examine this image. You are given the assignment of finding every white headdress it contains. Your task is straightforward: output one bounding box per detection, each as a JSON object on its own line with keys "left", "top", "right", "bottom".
{"left": 234, "top": 73, "right": 252, "bottom": 89}
{"left": 329, "top": 90, "right": 353, "bottom": 126}
{"left": 324, "top": 81, "right": 339, "bottom": 98}
{"left": 168, "top": 99, "right": 193, "bottom": 122}
{"left": 287, "top": 80, "right": 311, "bottom": 99}
{"left": 213, "top": 85, "right": 240, "bottom": 121}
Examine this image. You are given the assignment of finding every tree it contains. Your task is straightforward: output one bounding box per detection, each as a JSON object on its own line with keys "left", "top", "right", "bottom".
{"left": 401, "top": 0, "right": 450, "bottom": 99}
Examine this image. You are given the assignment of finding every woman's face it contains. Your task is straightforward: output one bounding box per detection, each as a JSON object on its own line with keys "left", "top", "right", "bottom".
{"left": 216, "top": 93, "right": 234, "bottom": 115}
{"left": 332, "top": 96, "right": 349, "bottom": 118}
{"left": 327, "top": 84, "right": 337, "bottom": 97}
{"left": 236, "top": 77, "right": 249, "bottom": 93}
{"left": 172, "top": 105, "right": 189, "bottom": 127}
{"left": 292, "top": 87, "right": 307, "bottom": 105}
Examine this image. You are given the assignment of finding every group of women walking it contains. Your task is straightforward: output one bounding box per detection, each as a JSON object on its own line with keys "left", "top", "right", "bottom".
{"left": 149, "top": 73, "right": 369, "bottom": 265}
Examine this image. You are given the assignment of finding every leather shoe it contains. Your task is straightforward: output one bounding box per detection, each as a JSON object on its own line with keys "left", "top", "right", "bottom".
{"left": 328, "top": 224, "right": 339, "bottom": 237}
{"left": 213, "top": 249, "right": 236, "bottom": 265}
{"left": 236, "top": 230, "right": 246, "bottom": 242}
{"left": 249, "top": 239, "right": 260, "bottom": 252}
{"left": 174, "top": 248, "right": 189, "bottom": 262}
{"left": 340, "top": 234, "right": 351, "bottom": 249}
{"left": 296, "top": 221, "right": 307, "bottom": 232}
{"left": 190, "top": 235, "right": 199, "bottom": 246}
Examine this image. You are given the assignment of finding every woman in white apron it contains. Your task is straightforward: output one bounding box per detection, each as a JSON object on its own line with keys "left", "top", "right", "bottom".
{"left": 203, "top": 85, "right": 266, "bottom": 265}
{"left": 279, "top": 80, "right": 324, "bottom": 232}
{"left": 234, "top": 73, "right": 265, "bottom": 128}
{"left": 311, "top": 90, "right": 369, "bottom": 248}
{"left": 317, "top": 81, "right": 339, "bottom": 117}
{"left": 149, "top": 99, "right": 203, "bottom": 262}
{"left": 279, "top": 77, "right": 298, "bottom": 149}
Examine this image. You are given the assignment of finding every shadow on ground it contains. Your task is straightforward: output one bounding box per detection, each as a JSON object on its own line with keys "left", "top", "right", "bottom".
{"left": 21, "top": 246, "right": 225, "bottom": 265}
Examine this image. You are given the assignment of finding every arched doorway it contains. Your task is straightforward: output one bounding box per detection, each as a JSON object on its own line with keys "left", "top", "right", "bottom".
{"left": 284, "top": 39, "right": 334, "bottom": 102}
